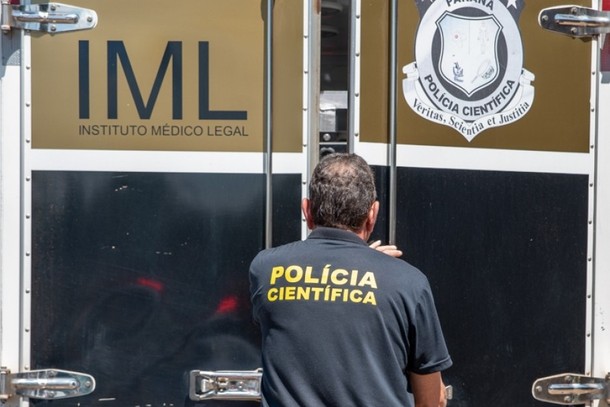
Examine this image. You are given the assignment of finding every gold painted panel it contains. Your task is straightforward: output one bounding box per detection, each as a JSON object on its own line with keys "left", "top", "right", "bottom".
{"left": 32, "top": 0, "right": 265, "bottom": 152}
{"left": 361, "top": 0, "right": 591, "bottom": 152}
{"left": 272, "top": 0, "right": 304, "bottom": 153}
{"left": 360, "top": 0, "right": 390, "bottom": 144}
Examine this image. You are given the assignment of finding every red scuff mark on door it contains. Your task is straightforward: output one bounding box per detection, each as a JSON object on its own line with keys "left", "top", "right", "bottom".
{"left": 136, "top": 277, "right": 165, "bottom": 293}
{"left": 215, "top": 295, "right": 239, "bottom": 314}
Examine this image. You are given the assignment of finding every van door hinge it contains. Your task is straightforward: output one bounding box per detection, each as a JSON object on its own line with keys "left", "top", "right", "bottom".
{"left": 0, "top": 368, "right": 96, "bottom": 401}
{"left": 539, "top": 6, "right": 610, "bottom": 48}
{"left": 532, "top": 373, "right": 610, "bottom": 405}
{"left": 1, "top": 1, "right": 97, "bottom": 34}
{"left": 189, "top": 369, "right": 262, "bottom": 401}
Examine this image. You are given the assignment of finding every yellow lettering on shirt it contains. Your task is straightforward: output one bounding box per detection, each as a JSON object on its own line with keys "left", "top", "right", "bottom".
{"left": 266, "top": 264, "right": 378, "bottom": 307}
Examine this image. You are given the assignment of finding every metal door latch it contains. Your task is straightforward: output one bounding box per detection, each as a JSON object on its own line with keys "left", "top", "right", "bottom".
{"left": 532, "top": 373, "right": 610, "bottom": 405}
{"left": 189, "top": 369, "right": 262, "bottom": 401}
{"left": 1, "top": 1, "right": 97, "bottom": 34}
{"left": 0, "top": 368, "right": 96, "bottom": 401}
{"left": 189, "top": 369, "right": 452, "bottom": 402}
{"left": 445, "top": 385, "right": 453, "bottom": 400}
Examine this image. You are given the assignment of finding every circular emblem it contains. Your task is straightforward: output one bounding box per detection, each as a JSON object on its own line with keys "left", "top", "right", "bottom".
{"left": 403, "top": 0, "right": 535, "bottom": 141}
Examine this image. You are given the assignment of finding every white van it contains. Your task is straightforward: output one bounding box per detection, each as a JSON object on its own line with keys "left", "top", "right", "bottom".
{"left": 1, "top": 0, "right": 609, "bottom": 405}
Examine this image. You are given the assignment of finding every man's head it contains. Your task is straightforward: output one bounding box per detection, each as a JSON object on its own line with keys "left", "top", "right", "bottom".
{"left": 302, "top": 153, "right": 379, "bottom": 239}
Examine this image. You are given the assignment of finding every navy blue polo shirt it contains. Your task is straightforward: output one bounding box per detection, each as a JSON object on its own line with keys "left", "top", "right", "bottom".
{"left": 249, "top": 227, "right": 452, "bottom": 407}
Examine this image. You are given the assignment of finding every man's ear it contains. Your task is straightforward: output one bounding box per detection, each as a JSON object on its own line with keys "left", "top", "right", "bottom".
{"left": 365, "top": 201, "right": 380, "bottom": 235}
{"left": 301, "top": 198, "right": 315, "bottom": 230}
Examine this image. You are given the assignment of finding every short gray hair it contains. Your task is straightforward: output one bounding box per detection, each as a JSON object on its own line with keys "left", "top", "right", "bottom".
{"left": 308, "top": 153, "right": 376, "bottom": 232}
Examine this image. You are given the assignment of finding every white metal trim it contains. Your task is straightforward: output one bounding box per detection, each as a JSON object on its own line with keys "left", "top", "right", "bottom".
{"left": 273, "top": 153, "right": 307, "bottom": 175}
{"left": 32, "top": 150, "right": 256, "bottom": 173}
{"left": 355, "top": 141, "right": 388, "bottom": 166}
{"left": 30, "top": 150, "right": 306, "bottom": 174}
{"left": 351, "top": 0, "right": 361, "bottom": 154}
{"left": 301, "top": 0, "right": 316, "bottom": 241}
{"left": 358, "top": 142, "right": 593, "bottom": 175}
{"left": 301, "top": 0, "right": 309, "bottom": 241}
{"left": 592, "top": 0, "right": 610, "bottom": 384}
{"left": 584, "top": 10, "right": 599, "bottom": 378}
{"left": 349, "top": 0, "right": 361, "bottom": 152}
{"left": 21, "top": 26, "right": 32, "bottom": 385}
{"left": 0, "top": 49, "right": 23, "bottom": 380}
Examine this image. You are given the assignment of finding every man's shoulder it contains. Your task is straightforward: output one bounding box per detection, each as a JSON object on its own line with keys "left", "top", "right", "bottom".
{"left": 369, "top": 247, "right": 422, "bottom": 272}
{"left": 251, "top": 240, "right": 305, "bottom": 265}
{"left": 365, "top": 249, "right": 431, "bottom": 289}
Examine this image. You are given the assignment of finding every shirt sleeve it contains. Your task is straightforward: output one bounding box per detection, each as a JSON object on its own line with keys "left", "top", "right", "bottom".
{"left": 407, "top": 278, "right": 453, "bottom": 374}
{"left": 249, "top": 253, "right": 264, "bottom": 324}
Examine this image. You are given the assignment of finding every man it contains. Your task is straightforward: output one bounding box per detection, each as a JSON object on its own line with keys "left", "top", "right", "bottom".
{"left": 249, "top": 153, "right": 452, "bottom": 407}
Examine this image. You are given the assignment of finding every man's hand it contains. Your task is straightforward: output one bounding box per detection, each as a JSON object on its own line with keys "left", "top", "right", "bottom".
{"left": 439, "top": 380, "right": 448, "bottom": 407}
{"left": 369, "top": 240, "right": 403, "bottom": 258}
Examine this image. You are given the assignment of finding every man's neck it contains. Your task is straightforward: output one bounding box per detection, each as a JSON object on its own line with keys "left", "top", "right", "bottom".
{"left": 313, "top": 225, "right": 369, "bottom": 242}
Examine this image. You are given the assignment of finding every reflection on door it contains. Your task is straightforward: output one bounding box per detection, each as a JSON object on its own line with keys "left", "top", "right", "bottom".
{"left": 31, "top": 172, "right": 265, "bottom": 406}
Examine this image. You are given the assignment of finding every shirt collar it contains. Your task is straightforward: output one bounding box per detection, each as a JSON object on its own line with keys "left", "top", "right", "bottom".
{"left": 307, "top": 227, "right": 368, "bottom": 246}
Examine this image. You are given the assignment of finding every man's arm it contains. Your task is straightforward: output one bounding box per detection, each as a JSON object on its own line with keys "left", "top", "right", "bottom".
{"left": 408, "top": 371, "right": 447, "bottom": 407}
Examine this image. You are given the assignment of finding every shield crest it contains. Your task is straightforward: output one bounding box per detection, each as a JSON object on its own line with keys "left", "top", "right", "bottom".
{"left": 436, "top": 12, "right": 502, "bottom": 96}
